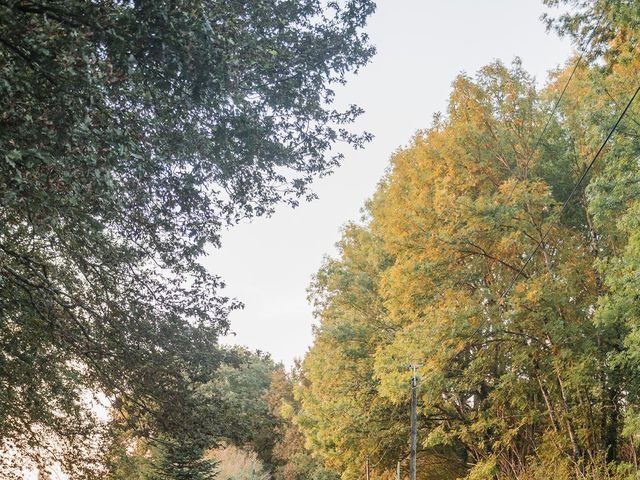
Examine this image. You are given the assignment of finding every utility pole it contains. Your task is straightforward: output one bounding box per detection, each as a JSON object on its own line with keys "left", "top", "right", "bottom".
{"left": 396, "top": 460, "right": 401, "bottom": 480}
{"left": 407, "top": 363, "right": 421, "bottom": 480}
{"left": 365, "top": 455, "right": 370, "bottom": 480}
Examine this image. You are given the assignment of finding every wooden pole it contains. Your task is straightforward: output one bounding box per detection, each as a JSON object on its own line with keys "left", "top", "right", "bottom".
{"left": 365, "top": 455, "right": 370, "bottom": 480}
{"left": 410, "top": 373, "right": 417, "bottom": 480}
{"left": 409, "top": 365, "right": 419, "bottom": 480}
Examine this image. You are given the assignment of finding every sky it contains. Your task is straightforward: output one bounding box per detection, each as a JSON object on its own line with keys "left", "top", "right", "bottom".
{"left": 204, "top": 0, "right": 576, "bottom": 367}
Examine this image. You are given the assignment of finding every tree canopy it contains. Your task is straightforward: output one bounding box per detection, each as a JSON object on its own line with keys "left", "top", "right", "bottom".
{"left": 297, "top": 3, "right": 640, "bottom": 478}
{"left": 0, "top": 0, "right": 375, "bottom": 475}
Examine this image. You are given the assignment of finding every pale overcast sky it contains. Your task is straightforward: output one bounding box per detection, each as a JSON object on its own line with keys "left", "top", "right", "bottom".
{"left": 205, "top": 0, "right": 576, "bottom": 367}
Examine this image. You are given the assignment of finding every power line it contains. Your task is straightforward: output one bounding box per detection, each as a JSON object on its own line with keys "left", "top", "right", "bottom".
{"left": 504, "top": 1, "right": 609, "bottom": 201}
{"left": 488, "top": 5, "right": 610, "bottom": 295}
{"left": 499, "top": 83, "right": 640, "bottom": 303}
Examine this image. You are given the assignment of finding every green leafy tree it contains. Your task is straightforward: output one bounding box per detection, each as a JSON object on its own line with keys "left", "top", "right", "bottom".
{"left": 199, "top": 348, "right": 281, "bottom": 472}
{"left": 300, "top": 223, "right": 417, "bottom": 480}
{"left": 268, "top": 365, "right": 341, "bottom": 480}
{"left": 0, "top": 0, "right": 375, "bottom": 475}
{"left": 106, "top": 348, "right": 282, "bottom": 480}
{"left": 543, "top": 0, "right": 640, "bottom": 61}
{"left": 545, "top": 0, "right": 640, "bottom": 468}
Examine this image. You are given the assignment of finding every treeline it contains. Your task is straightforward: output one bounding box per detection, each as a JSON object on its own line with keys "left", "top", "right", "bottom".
{"left": 105, "top": 348, "right": 338, "bottom": 480}
{"left": 294, "top": 2, "right": 640, "bottom": 479}
{"left": 4, "top": 0, "right": 640, "bottom": 478}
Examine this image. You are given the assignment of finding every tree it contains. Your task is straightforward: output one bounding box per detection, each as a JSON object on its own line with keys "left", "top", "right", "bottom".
{"left": 153, "top": 441, "right": 219, "bottom": 480}
{"left": 543, "top": 0, "right": 640, "bottom": 61}
{"left": 299, "top": 54, "right": 640, "bottom": 479}
{"left": 198, "top": 348, "right": 281, "bottom": 472}
{"left": 267, "top": 364, "right": 340, "bottom": 480}
{"left": 106, "top": 348, "right": 282, "bottom": 480}
{"left": 0, "top": 0, "right": 375, "bottom": 475}
{"left": 300, "top": 223, "right": 417, "bottom": 480}
{"left": 107, "top": 433, "right": 219, "bottom": 480}
{"left": 545, "top": 0, "right": 640, "bottom": 466}
{"left": 374, "top": 61, "right": 609, "bottom": 478}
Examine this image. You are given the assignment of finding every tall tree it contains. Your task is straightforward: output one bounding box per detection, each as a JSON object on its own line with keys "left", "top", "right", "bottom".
{"left": 546, "top": 0, "right": 640, "bottom": 466}
{"left": 0, "top": 0, "right": 375, "bottom": 476}
{"left": 299, "top": 54, "right": 640, "bottom": 479}
{"left": 267, "top": 364, "right": 341, "bottom": 480}
{"left": 199, "top": 348, "right": 281, "bottom": 472}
